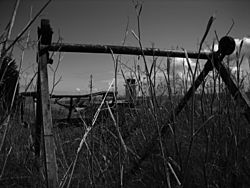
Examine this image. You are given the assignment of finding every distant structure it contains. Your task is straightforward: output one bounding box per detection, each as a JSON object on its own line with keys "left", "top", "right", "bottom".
{"left": 125, "top": 78, "right": 136, "bottom": 102}
{"left": 141, "top": 76, "right": 150, "bottom": 97}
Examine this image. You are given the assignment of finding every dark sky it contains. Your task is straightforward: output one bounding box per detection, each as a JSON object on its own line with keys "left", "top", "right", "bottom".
{"left": 1, "top": 0, "right": 250, "bottom": 94}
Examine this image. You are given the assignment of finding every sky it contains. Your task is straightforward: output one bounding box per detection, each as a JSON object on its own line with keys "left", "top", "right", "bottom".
{"left": 1, "top": 0, "right": 250, "bottom": 95}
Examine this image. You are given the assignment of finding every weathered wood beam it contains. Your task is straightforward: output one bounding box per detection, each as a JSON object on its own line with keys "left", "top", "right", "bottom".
{"left": 20, "top": 91, "right": 116, "bottom": 99}
{"left": 35, "top": 70, "right": 42, "bottom": 158}
{"left": 37, "top": 19, "right": 58, "bottom": 188}
{"left": 215, "top": 60, "right": 250, "bottom": 123}
{"left": 51, "top": 91, "right": 116, "bottom": 99}
{"left": 67, "top": 97, "right": 73, "bottom": 121}
{"left": 43, "top": 43, "right": 212, "bottom": 59}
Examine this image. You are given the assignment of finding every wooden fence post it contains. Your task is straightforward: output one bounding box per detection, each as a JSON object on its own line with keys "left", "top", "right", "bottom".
{"left": 67, "top": 97, "right": 73, "bottom": 121}
{"left": 36, "top": 69, "right": 41, "bottom": 158}
{"left": 37, "top": 19, "right": 58, "bottom": 188}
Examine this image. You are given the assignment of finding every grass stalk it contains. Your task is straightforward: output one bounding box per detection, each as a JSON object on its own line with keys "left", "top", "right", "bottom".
{"left": 0, "top": 146, "right": 12, "bottom": 179}
{"left": 3, "top": 0, "right": 53, "bottom": 55}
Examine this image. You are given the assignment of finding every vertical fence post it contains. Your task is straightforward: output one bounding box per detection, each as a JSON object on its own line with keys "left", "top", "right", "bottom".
{"left": 67, "top": 97, "right": 73, "bottom": 121}
{"left": 36, "top": 70, "right": 41, "bottom": 158}
{"left": 37, "top": 19, "right": 58, "bottom": 188}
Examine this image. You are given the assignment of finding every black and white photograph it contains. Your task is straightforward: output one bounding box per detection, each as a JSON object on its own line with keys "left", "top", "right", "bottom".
{"left": 0, "top": 0, "right": 250, "bottom": 187}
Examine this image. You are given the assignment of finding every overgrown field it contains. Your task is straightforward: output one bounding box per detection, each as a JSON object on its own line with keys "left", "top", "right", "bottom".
{"left": 1, "top": 1, "right": 250, "bottom": 187}
{"left": 1, "top": 86, "right": 250, "bottom": 187}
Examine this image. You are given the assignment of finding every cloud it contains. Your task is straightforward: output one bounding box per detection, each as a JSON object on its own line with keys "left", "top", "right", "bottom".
{"left": 204, "top": 37, "right": 250, "bottom": 72}
{"left": 227, "top": 37, "right": 250, "bottom": 70}
{"left": 158, "top": 57, "right": 196, "bottom": 83}
{"left": 173, "top": 57, "right": 196, "bottom": 71}
{"left": 233, "top": 37, "right": 250, "bottom": 57}
{"left": 230, "top": 66, "right": 238, "bottom": 73}
{"left": 205, "top": 37, "right": 250, "bottom": 56}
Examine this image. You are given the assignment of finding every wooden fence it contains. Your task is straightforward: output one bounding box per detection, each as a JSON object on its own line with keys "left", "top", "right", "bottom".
{"left": 36, "top": 19, "right": 250, "bottom": 188}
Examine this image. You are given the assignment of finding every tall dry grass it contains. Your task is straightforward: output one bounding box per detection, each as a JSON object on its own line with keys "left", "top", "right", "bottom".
{"left": 1, "top": 1, "right": 250, "bottom": 188}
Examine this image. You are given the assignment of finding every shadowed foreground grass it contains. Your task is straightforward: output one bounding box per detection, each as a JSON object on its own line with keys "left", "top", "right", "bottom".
{"left": 1, "top": 90, "right": 250, "bottom": 187}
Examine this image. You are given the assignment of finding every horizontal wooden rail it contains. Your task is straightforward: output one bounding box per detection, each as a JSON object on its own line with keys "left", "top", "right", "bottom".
{"left": 42, "top": 43, "right": 213, "bottom": 59}
{"left": 50, "top": 91, "right": 116, "bottom": 99}
{"left": 20, "top": 91, "right": 116, "bottom": 99}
